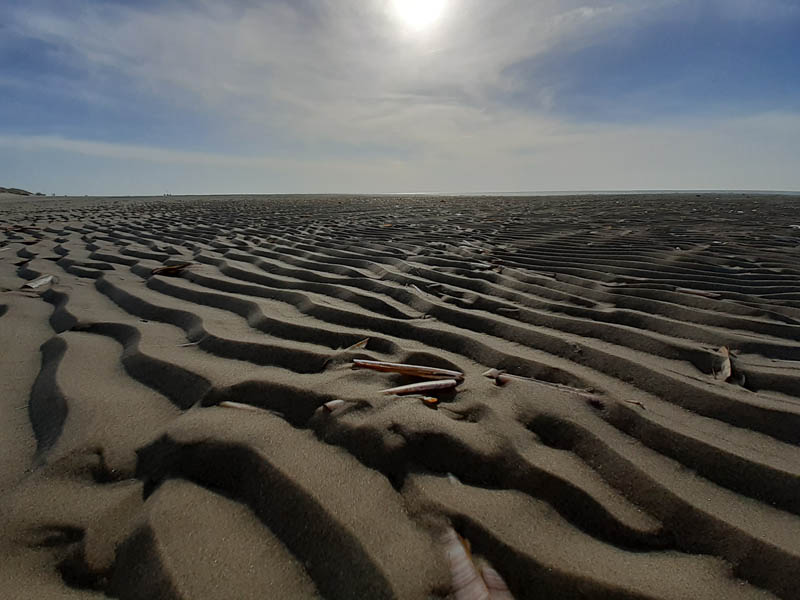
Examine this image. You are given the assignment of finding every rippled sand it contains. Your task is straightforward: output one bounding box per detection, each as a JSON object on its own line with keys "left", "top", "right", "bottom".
{"left": 1, "top": 193, "right": 798, "bottom": 599}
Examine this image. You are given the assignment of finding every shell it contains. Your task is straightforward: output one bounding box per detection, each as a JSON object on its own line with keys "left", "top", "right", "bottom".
{"left": 322, "top": 400, "right": 346, "bottom": 413}
{"left": 219, "top": 401, "right": 262, "bottom": 412}
{"left": 442, "top": 528, "right": 489, "bottom": 600}
{"left": 442, "top": 528, "right": 513, "bottom": 600}
{"left": 480, "top": 565, "right": 513, "bottom": 599}
{"left": 380, "top": 379, "right": 459, "bottom": 396}
{"left": 716, "top": 346, "right": 733, "bottom": 381}
{"left": 22, "top": 275, "right": 55, "bottom": 289}
{"left": 343, "top": 338, "right": 370, "bottom": 351}
{"left": 354, "top": 359, "right": 463, "bottom": 381}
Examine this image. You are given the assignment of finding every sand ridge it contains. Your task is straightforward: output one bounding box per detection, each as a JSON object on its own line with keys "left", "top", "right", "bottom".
{"left": 0, "top": 193, "right": 798, "bottom": 599}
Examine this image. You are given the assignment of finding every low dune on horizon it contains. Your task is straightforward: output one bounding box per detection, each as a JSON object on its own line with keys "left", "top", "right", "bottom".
{"left": 1, "top": 193, "right": 799, "bottom": 599}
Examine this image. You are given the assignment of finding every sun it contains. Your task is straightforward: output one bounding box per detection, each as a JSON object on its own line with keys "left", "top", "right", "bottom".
{"left": 391, "top": 0, "right": 447, "bottom": 31}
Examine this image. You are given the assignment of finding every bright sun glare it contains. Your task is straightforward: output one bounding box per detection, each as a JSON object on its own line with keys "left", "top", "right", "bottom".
{"left": 391, "top": 0, "right": 447, "bottom": 31}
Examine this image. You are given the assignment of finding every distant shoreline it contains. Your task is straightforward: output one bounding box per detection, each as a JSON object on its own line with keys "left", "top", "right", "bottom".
{"left": 5, "top": 190, "right": 798, "bottom": 200}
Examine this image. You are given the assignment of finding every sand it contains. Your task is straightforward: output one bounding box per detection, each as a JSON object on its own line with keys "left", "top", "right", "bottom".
{"left": 0, "top": 193, "right": 798, "bottom": 599}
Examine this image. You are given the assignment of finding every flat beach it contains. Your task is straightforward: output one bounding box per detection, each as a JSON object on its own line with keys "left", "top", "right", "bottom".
{"left": 1, "top": 193, "right": 799, "bottom": 599}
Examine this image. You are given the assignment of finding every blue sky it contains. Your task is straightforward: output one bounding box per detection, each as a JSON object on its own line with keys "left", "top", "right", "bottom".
{"left": 1, "top": 0, "right": 799, "bottom": 194}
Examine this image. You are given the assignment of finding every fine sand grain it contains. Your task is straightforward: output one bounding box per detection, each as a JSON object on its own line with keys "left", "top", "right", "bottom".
{"left": 1, "top": 193, "right": 799, "bottom": 599}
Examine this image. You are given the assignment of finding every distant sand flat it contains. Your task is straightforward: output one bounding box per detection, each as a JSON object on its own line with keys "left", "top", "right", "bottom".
{"left": 1, "top": 193, "right": 799, "bottom": 599}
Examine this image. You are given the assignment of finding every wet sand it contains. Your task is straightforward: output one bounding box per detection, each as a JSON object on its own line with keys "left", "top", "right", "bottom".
{"left": 1, "top": 193, "right": 799, "bottom": 599}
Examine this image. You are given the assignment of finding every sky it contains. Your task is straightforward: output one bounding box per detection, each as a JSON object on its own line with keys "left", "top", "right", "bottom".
{"left": 1, "top": 0, "right": 799, "bottom": 195}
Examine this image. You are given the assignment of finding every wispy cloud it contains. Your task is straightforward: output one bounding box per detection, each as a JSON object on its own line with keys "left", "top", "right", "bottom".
{"left": 2, "top": 1, "right": 637, "bottom": 143}
{"left": 0, "top": 134, "right": 280, "bottom": 166}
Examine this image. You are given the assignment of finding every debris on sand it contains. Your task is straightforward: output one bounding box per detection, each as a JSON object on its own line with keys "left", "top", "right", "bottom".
{"left": 343, "top": 338, "right": 370, "bottom": 352}
{"left": 151, "top": 263, "right": 192, "bottom": 276}
{"left": 714, "top": 346, "right": 746, "bottom": 386}
{"left": 716, "top": 346, "right": 733, "bottom": 381}
{"left": 400, "top": 394, "right": 441, "bottom": 407}
{"left": 322, "top": 400, "right": 346, "bottom": 413}
{"left": 323, "top": 338, "right": 371, "bottom": 367}
{"left": 354, "top": 359, "right": 463, "bottom": 381}
{"left": 622, "top": 399, "right": 647, "bottom": 410}
{"left": 482, "top": 368, "right": 596, "bottom": 398}
{"left": 443, "top": 528, "right": 512, "bottom": 600}
{"left": 480, "top": 564, "right": 514, "bottom": 599}
{"left": 587, "top": 397, "right": 606, "bottom": 410}
{"left": 219, "top": 401, "right": 263, "bottom": 412}
{"left": 380, "top": 379, "right": 459, "bottom": 396}
{"left": 21, "top": 275, "right": 55, "bottom": 289}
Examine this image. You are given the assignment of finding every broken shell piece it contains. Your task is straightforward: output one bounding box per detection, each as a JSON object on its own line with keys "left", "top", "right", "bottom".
{"left": 343, "top": 338, "right": 370, "bottom": 352}
{"left": 323, "top": 400, "right": 346, "bottom": 413}
{"left": 442, "top": 528, "right": 489, "bottom": 600}
{"left": 380, "top": 379, "right": 459, "bottom": 396}
{"left": 483, "top": 368, "right": 516, "bottom": 387}
{"left": 219, "top": 401, "right": 263, "bottom": 412}
{"left": 21, "top": 275, "right": 55, "bottom": 289}
{"left": 482, "top": 368, "right": 505, "bottom": 381}
{"left": 458, "top": 533, "right": 471, "bottom": 557}
{"left": 716, "top": 346, "right": 733, "bottom": 381}
{"left": 421, "top": 396, "right": 440, "bottom": 407}
{"left": 354, "top": 359, "right": 463, "bottom": 381}
{"left": 715, "top": 346, "right": 746, "bottom": 386}
{"left": 480, "top": 565, "right": 514, "bottom": 599}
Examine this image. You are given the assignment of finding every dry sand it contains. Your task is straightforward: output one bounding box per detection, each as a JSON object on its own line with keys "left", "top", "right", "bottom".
{"left": 1, "top": 193, "right": 799, "bottom": 599}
